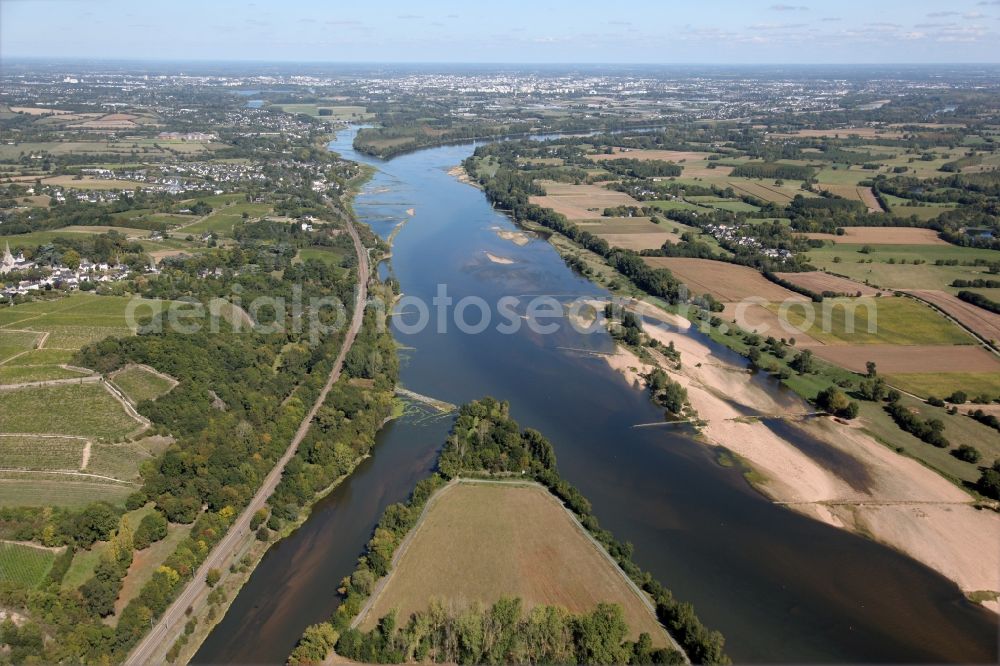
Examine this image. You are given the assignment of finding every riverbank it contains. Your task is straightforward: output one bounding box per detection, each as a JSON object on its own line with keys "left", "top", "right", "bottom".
{"left": 446, "top": 162, "right": 1000, "bottom": 613}
{"left": 600, "top": 289, "right": 1000, "bottom": 613}
{"left": 168, "top": 451, "right": 375, "bottom": 664}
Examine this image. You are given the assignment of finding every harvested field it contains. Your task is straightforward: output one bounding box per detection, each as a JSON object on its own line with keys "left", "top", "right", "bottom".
{"left": 802, "top": 228, "right": 946, "bottom": 245}
{"left": 358, "top": 481, "right": 668, "bottom": 645}
{"left": 681, "top": 163, "right": 734, "bottom": 178}
{"left": 641, "top": 257, "right": 807, "bottom": 302}
{"left": 590, "top": 148, "right": 711, "bottom": 162}
{"left": 595, "top": 233, "right": 674, "bottom": 251}
{"left": 807, "top": 344, "right": 1000, "bottom": 374}
{"left": 578, "top": 217, "right": 676, "bottom": 251}
{"left": 773, "top": 271, "right": 880, "bottom": 297}
{"left": 903, "top": 290, "right": 1000, "bottom": 344}
{"left": 719, "top": 303, "right": 823, "bottom": 344}
{"left": 815, "top": 184, "right": 884, "bottom": 212}
{"left": 530, "top": 181, "right": 639, "bottom": 220}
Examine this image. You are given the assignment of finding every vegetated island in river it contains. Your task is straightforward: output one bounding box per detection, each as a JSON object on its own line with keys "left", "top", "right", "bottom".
{"left": 288, "top": 398, "right": 728, "bottom": 665}
{"left": 458, "top": 144, "right": 1000, "bottom": 613}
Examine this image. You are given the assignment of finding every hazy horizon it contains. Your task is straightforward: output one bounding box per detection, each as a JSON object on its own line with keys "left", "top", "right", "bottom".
{"left": 3, "top": 0, "right": 1000, "bottom": 65}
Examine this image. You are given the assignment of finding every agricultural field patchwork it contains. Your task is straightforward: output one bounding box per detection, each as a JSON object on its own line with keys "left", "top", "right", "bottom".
{"left": 883, "top": 372, "right": 1000, "bottom": 400}
{"left": 803, "top": 228, "right": 947, "bottom": 245}
{"left": 577, "top": 217, "right": 677, "bottom": 251}
{"left": 772, "top": 272, "right": 880, "bottom": 297}
{"left": 901, "top": 290, "right": 1000, "bottom": 345}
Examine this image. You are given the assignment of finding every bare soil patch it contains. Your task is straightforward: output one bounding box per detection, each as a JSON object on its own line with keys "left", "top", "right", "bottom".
{"left": 642, "top": 257, "right": 807, "bottom": 302}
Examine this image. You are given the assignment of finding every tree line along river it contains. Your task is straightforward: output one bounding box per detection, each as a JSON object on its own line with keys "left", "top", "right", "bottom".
{"left": 193, "top": 127, "right": 998, "bottom": 664}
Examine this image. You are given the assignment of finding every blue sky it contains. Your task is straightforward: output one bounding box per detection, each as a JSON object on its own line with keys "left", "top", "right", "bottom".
{"left": 2, "top": 0, "right": 999, "bottom": 63}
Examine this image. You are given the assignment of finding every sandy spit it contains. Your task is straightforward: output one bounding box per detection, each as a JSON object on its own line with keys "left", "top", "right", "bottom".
{"left": 484, "top": 251, "right": 515, "bottom": 265}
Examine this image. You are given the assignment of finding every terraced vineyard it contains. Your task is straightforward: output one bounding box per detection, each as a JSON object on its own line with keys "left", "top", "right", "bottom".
{"left": 0, "top": 294, "right": 169, "bottom": 507}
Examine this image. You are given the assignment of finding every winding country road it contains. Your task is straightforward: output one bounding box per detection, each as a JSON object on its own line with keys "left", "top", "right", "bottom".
{"left": 125, "top": 218, "right": 369, "bottom": 665}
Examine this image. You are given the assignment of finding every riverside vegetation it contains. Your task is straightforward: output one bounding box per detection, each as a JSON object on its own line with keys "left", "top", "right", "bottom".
{"left": 288, "top": 398, "right": 728, "bottom": 665}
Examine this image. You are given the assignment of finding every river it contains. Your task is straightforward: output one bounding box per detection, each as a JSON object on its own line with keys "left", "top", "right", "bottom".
{"left": 193, "top": 127, "right": 998, "bottom": 664}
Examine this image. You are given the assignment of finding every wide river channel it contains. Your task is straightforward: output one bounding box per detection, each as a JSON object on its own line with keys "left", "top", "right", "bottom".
{"left": 194, "top": 127, "right": 998, "bottom": 664}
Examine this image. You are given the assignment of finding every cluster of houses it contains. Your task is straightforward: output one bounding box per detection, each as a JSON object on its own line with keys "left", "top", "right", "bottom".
{"left": 223, "top": 108, "right": 316, "bottom": 139}
{"left": 156, "top": 131, "right": 217, "bottom": 141}
{"left": 1, "top": 243, "right": 132, "bottom": 298}
{"left": 77, "top": 160, "right": 267, "bottom": 195}
{"left": 703, "top": 223, "right": 793, "bottom": 260}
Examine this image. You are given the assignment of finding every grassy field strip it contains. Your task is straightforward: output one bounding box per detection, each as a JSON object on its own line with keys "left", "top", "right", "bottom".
{"left": 0, "top": 433, "right": 90, "bottom": 471}
{"left": 0, "top": 330, "right": 45, "bottom": 365}
{"left": 0, "top": 468, "right": 137, "bottom": 485}
{"left": 0, "top": 374, "right": 101, "bottom": 390}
